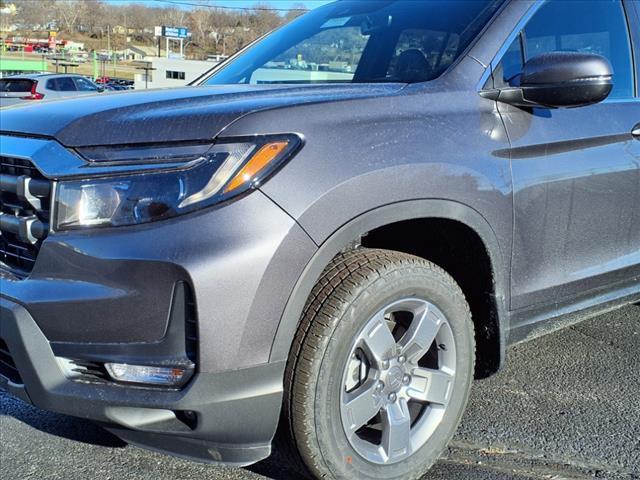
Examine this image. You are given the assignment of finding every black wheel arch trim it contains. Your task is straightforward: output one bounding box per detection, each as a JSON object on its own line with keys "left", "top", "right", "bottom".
{"left": 269, "top": 199, "right": 510, "bottom": 370}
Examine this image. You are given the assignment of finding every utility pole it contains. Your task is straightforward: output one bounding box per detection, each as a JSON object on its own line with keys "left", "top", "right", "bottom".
{"left": 135, "top": 64, "right": 156, "bottom": 89}
{"left": 124, "top": 13, "right": 128, "bottom": 50}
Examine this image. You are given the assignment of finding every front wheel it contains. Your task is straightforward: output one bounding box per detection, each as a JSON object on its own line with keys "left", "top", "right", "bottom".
{"left": 282, "top": 248, "right": 475, "bottom": 480}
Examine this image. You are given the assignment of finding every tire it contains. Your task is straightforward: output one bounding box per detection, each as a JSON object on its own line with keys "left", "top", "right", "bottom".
{"left": 281, "top": 248, "right": 475, "bottom": 480}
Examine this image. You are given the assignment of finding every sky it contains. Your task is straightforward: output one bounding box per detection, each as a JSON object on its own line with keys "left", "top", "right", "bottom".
{"left": 196, "top": 0, "right": 332, "bottom": 8}
{"left": 108, "top": 0, "right": 334, "bottom": 11}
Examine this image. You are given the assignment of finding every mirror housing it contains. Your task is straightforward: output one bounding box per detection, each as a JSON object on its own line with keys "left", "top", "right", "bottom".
{"left": 482, "top": 52, "right": 613, "bottom": 108}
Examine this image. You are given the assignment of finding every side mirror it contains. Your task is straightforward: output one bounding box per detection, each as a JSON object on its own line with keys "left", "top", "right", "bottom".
{"left": 482, "top": 52, "right": 613, "bottom": 108}
{"left": 97, "top": 87, "right": 105, "bottom": 93}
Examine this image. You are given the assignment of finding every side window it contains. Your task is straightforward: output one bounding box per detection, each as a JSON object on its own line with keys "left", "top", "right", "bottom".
{"left": 46, "top": 79, "right": 58, "bottom": 91}
{"left": 0, "top": 79, "right": 35, "bottom": 93}
{"left": 55, "top": 77, "right": 77, "bottom": 92}
{"left": 497, "top": 0, "right": 634, "bottom": 98}
{"left": 166, "top": 71, "right": 186, "bottom": 80}
{"left": 74, "top": 77, "right": 98, "bottom": 91}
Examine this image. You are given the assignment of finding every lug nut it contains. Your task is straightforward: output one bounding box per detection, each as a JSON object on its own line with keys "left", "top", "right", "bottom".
{"left": 398, "top": 355, "right": 406, "bottom": 364}
{"left": 388, "top": 392, "right": 397, "bottom": 403}
{"left": 376, "top": 382, "right": 385, "bottom": 392}
{"left": 402, "top": 374, "right": 411, "bottom": 385}
{"left": 382, "top": 360, "right": 390, "bottom": 370}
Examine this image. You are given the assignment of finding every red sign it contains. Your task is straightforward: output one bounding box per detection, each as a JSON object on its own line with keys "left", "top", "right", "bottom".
{"left": 48, "top": 34, "right": 56, "bottom": 50}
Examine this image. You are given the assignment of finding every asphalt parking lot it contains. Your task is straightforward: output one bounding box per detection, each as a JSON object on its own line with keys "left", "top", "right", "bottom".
{"left": 1, "top": 305, "right": 638, "bottom": 480}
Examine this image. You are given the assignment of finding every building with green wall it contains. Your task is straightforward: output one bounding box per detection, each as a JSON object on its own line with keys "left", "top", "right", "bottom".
{"left": 0, "top": 57, "right": 48, "bottom": 78}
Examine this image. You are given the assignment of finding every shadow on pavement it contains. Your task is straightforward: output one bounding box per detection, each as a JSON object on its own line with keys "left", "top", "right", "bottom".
{"left": 246, "top": 444, "right": 308, "bottom": 480}
{"left": 0, "top": 391, "right": 126, "bottom": 448}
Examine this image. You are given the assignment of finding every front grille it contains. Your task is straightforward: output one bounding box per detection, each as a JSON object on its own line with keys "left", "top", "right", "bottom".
{"left": 0, "top": 156, "right": 51, "bottom": 274}
{"left": 0, "top": 338, "right": 23, "bottom": 385}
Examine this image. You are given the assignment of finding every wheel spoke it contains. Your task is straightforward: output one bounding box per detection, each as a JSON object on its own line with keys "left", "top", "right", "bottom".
{"left": 342, "top": 380, "right": 383, "bottom": 435}
{"left": 407, "top": 367, "right": 454, "bottom": 406}
{"left": 361, "top": 312, "right": 397, "bottom": 366}
{"left": 399, "top": 304, "right": 442, "bottom": 363}
{"left": 381, "top": 400, "right": 412, "bottom": 462}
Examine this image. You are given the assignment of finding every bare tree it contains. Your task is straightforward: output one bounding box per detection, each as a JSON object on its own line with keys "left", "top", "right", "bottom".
{"left": 13, "top": 0, "right": 56, "bottom": 31}
{"left": 249, "top": 3, "right": 283, "bottom": 35}
{"left": 122, "top": 4, "right": 153, "bottom": 32}
{"left": 188, "top": 8, "right": 212, "bottom": 47}
{"left": 77, "top": 0, "right": 106, "bottom": 33}
{"left": 161, "top": 7, "right": 188, "bottom": 28}
{"left": 285, "top": 3, "right": 308, "bottom": 24}
{"left": 54, "top": 0, "right": 82, "bottom": 33}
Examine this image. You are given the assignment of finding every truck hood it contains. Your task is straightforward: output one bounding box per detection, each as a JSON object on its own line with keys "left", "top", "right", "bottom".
{"left": 0, "top": 84, "right": 403, "bottom": 147}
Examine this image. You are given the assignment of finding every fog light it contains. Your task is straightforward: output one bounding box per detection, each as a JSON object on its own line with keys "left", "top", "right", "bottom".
{"left": 105, "top": 363, "right": 190, "bottom": 387}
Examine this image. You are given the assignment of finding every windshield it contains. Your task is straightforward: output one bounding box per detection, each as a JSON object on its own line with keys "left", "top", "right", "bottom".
{"left": 203, "top": 0, "right": 503, "bottom": 86}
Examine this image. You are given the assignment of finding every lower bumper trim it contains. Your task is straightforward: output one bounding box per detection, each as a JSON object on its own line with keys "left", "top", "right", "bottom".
{"left": 0, "top": 295, "right": 285, "bottom": 467}
{"left": 106, "top": 426, "right": 272, "bottom": 467}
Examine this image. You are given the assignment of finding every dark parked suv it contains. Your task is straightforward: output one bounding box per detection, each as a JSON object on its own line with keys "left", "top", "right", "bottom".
{"left": 1, "top": 1, "right": 639, "bottom": 479}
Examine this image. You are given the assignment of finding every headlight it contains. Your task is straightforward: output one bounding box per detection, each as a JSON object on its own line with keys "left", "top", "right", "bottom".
{"left": 54, "top": 135, "right": 301, "bottom": 230}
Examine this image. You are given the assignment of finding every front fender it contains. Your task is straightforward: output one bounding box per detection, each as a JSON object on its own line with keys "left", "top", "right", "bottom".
{"left": 268, "top": 199, "right": 509, "bottom": 369}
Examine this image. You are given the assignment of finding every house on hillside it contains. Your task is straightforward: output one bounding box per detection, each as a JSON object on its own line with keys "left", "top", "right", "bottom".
{"left": 112, "top": 25, "right": 131, "bottom": 35}
{"left": 125, "top": 45, "right": 158, "bottom": 61}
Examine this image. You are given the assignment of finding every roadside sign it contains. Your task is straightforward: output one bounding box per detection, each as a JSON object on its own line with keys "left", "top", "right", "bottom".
{"left": 48, "top": 32, "right": 57, "bottom": 50}
{"left": 162, "top": 27, "right": 189, "bottom": 39}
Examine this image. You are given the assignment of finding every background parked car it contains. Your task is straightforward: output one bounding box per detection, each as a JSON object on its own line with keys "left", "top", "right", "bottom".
{"left": 0, "top": 73, "right": 104, "bottom": 108}
{"left": 95, "top": 76, "right": 134, "bottom": 90}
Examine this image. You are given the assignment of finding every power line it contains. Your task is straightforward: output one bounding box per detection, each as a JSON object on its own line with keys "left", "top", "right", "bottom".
{"left": 148, "top": 0, "right": 310, "bottom": 12}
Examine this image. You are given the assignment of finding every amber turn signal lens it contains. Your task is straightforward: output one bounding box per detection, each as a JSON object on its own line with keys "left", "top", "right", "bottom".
{"left": 224, "top": 141, "right": 289, "bottom": 193}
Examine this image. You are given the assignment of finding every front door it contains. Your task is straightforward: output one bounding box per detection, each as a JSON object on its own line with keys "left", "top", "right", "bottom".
{"left": 495, "top": 0, "right": 640, "bottom": 311}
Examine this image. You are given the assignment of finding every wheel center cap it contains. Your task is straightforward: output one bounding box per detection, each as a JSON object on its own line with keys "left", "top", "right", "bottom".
{"left": 386, "top": 366, "right": 404, "bottom": 391}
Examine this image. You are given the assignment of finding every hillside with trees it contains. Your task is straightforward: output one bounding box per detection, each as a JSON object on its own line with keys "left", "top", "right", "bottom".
{"left": 1, "top": 0, "right": 307, "bottom": 58}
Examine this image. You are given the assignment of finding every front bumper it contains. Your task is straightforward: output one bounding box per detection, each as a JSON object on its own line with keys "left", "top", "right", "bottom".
{"left": 1, "top": 296, "right": 285, "bottom": 465}
{"left": 0, "top": 191, "right": 316, "bottom": 464}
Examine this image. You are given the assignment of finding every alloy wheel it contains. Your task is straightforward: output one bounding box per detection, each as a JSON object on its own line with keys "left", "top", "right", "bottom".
{"left": 340, "top": 298, "right": 457, "bottom": 465}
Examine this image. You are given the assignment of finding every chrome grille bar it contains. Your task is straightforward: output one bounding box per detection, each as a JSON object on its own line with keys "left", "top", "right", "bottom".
{"left": 0, "top": 156, "right": 51, "bottom": 275}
